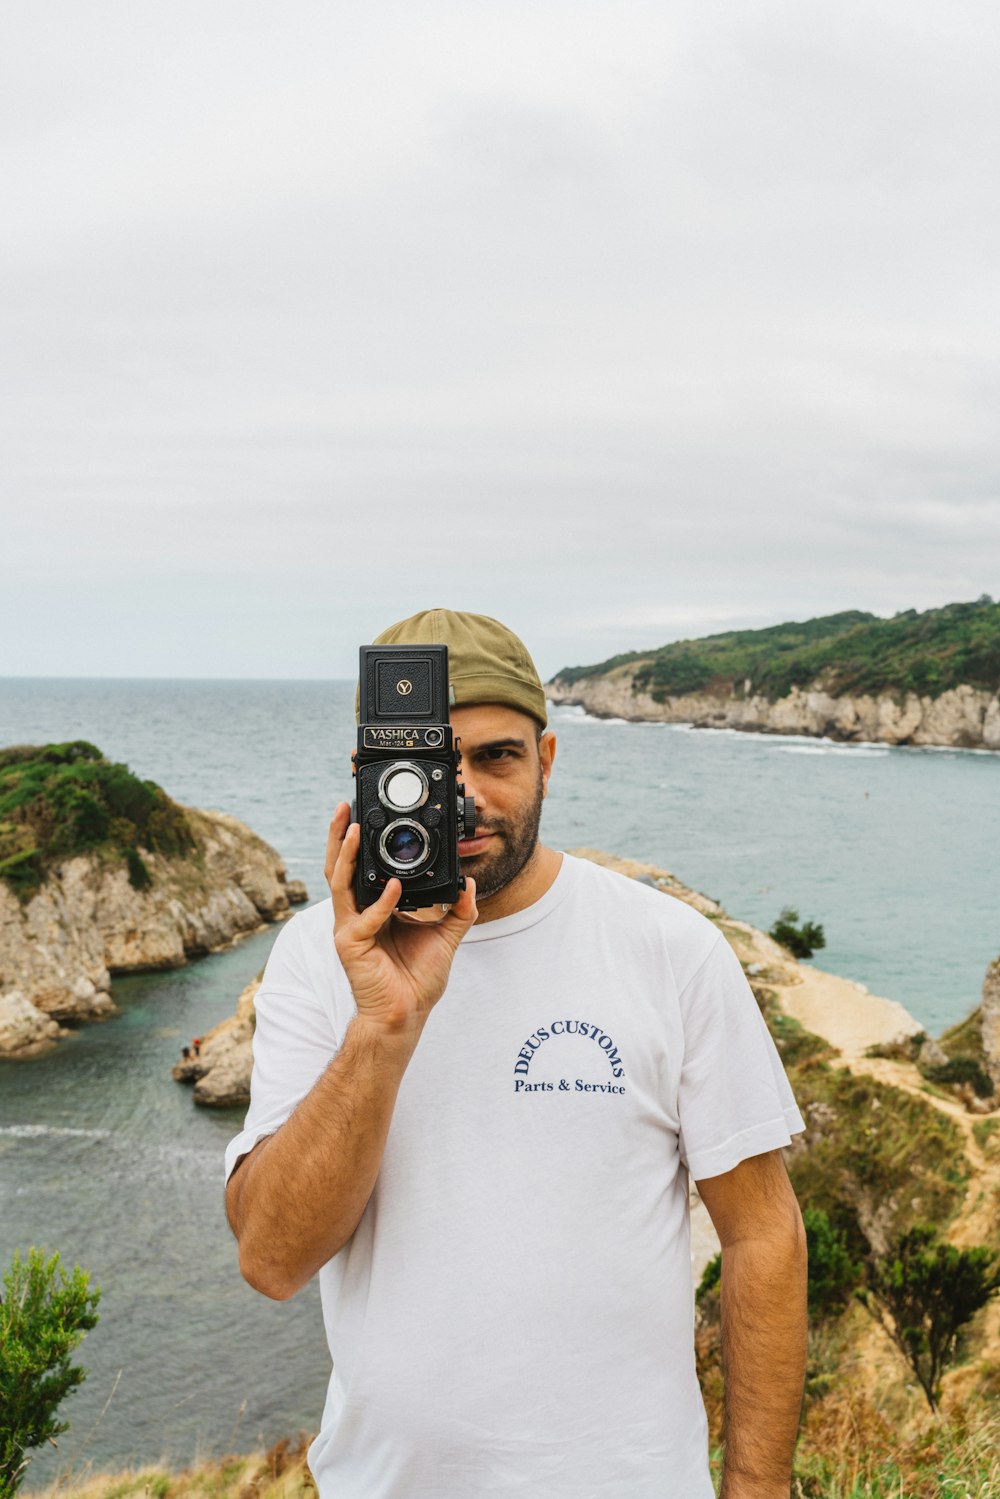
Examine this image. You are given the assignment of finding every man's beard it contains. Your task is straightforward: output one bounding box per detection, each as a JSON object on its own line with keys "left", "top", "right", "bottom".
{"left": 460, "top": 765, "right": 544, "bottom": 901}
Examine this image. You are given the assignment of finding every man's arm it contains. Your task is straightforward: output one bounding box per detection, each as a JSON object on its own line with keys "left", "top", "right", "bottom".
{"left": 226, "top": 803, "right": 477, "bottom": 1301}
{"left": 696, "top": 1149, "right": 808, "bottom": 1499}
{"left": 225, "top": 1013, "right": 419, "bottom": 1299}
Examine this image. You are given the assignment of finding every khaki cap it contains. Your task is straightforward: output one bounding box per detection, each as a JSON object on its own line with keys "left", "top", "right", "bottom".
{"left": 355, "top": 609, "right": 547, "bottom": 728}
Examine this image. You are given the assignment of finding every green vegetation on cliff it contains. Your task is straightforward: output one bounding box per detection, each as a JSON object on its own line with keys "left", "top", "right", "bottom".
{"left": 0, "top": 742, "right": 195, "bottom": 898}
{"left": 552, "top": 596, "right": 1000, "bottom": 704}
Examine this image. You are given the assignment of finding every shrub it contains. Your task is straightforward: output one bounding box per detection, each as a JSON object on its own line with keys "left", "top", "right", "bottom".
{"left": 696, "top": 1206, "right": 862, "bottom": 1324}
{"left": 770, "top": 907, "right": 826, "bottom": 959}
{"left": 126, "top": 847, "right": 152, "bottom": 891}
{"left": 0, "top": 742, "right": 194, "bottom": 898}
{"left": 0, "top": 1247, "right": 101, "bottom": 1498}
{"left": 802, "top": 1206, "right": 864, "bottom": 1319}
{"left": 856, "top": 1223, "right": 1000, "bottom": 1412}
{"left": 923, "top": 1055, "right": 996, "bottom": 1100}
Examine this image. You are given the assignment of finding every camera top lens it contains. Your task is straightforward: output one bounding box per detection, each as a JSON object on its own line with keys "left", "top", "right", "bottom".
{"left": 378, "top": 762, "right": 428, "bottom": 813}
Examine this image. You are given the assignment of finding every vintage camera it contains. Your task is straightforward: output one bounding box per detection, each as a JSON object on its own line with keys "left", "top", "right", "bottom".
{"left": 352, "top": 643, "right": 476, "bottom": 911}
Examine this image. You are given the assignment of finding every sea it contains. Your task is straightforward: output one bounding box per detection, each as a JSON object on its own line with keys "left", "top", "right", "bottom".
{"left": 0, "top": 677, "right": 997, "bottom": 1488}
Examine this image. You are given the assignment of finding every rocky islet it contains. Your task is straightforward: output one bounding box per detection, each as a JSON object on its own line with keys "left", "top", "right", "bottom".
{"left": 0, "top": 743, "right": 307, "bottom": 1057}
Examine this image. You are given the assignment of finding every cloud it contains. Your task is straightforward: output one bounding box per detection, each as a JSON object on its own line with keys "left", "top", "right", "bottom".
{"left": 2, "top": 1, "right": 998, "bottom": 679}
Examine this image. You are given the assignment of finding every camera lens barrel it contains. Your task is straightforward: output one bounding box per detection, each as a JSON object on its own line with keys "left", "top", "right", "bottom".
{"left": 378, "top": 818, "right": 432, "bottom": 873}
{"left": 377, "top": 761, "right": 429, "bottom": 813}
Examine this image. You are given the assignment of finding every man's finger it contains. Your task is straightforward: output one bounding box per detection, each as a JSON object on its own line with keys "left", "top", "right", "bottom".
{"left": 330, "top": 818, "right": 363, "bottom": 924}
{"left": 324, "top": 802, "right": 351, "bottom": 884}
{"left": 351, "top": 876, "right": 403, "bottom": 941}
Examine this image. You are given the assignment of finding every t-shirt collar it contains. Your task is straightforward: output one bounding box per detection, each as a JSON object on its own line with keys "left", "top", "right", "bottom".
{"left": 461, "top": 850, "right": 576, "bottom": 942}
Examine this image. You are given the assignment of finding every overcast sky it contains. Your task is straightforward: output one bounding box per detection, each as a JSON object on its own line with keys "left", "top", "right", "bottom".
{"left": 3, "top": 1, "right": 999, "bottom": 682}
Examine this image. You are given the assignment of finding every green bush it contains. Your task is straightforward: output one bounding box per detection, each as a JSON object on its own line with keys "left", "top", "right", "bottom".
{"left": 0, "top": 1247, "right": 101, "bottom": 1498}
{"left": 769, "top": 907, "right": 826, "bottom": 960}
{"left": 923, "top": 1054, "right": 996, "bottom": 1100}
{"left": 0, "top": 742, "right": 195, "bottom": 898}
{"left": 126, "top": 847, "right": 152, "bottom": 891}
{"left": 695, "top": 1206, "right": 862, "bottom": 1322}
{"left": 802, "top": 1206, "right": 863, "bottom": 1319}
{"left": 856, "top": 1224, "right": 1000, "bottom": 1413}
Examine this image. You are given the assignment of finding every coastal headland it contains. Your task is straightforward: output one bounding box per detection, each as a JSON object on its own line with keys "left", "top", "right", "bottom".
{"left": 547, "top": 598, "right": 1000, "bottom": 750}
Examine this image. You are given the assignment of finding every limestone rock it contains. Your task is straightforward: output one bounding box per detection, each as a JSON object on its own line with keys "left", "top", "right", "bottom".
{"left": 916, "top": 1035, "right": 949, "bottom": 1069}
{"left": 0, "top": 807, "right": 307, "bottom": 1057}
{"left": 0, "top": 989, "right": 65, "bottom": 1056}
{"left": 981, "top": 957, "right": 1000, "bottom": 1090}
{"left": 193, "top": 1054, "right": 254, "bottom": 1109}
{"left": 173, "top": 975, "right": 259, "bottom": 1108}
{"left": 547, "top": 671, "right": 1000, "bottom": 752}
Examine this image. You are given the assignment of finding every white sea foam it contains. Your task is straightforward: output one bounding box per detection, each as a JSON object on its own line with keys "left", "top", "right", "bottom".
{"left": 548, "top": 705, "right": 624, "bottom": 725}
{"left": 912, "top": 741, "right": 994, "bottom": 756}
{"left": 777, "top": 744, "right": 889, "bottom": 758}
{"left": 0, "top": 1124, "right": 111, "bottom": 1140}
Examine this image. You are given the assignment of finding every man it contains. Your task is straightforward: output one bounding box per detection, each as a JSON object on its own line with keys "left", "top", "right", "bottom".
{"left": 224, "top": 608, "right": 808, "bottom": 1499}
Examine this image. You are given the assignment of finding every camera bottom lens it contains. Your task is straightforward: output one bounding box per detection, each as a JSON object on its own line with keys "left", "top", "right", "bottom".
{"left": 379, "top": 819, "right": 431, "bottom": 873}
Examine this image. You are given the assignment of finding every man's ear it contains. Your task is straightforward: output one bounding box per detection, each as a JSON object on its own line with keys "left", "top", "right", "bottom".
{"left": 539, "top": 730, "right": 556, "bottom": 797}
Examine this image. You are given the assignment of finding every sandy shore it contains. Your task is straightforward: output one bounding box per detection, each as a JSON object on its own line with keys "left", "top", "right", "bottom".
{"left": 572, "top": 847, "right": 926, "bottom": 1056}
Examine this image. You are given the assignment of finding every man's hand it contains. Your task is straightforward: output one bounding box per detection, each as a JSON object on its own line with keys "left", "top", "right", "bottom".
{"left": 327, "top": 802, "right": 478, "bottom": 1043}
{"left": 228, "top": 808, "right": 477, "bottom": 1298}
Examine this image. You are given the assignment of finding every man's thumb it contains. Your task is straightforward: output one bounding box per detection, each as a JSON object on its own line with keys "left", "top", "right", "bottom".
{"left": 438, "top": 877, "right": 478, "bottom": 947}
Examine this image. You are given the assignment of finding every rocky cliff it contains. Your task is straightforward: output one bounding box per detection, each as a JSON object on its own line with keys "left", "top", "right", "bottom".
{"left": 0, "top": 806, "right": 307, "bottom": 1058}
{"left": 546, "top": 667, "right": 1000, "bottom": 750}
{"left": 173, "top": 971, "right": 260, "bottom": 1107}
{"left": 980, "top": 956, "right": 1000, "bottom": 1092}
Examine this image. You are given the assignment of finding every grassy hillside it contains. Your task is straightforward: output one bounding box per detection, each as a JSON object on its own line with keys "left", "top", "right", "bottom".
{"left": 552, "top": 597, "right": 1000, "bottom": 704}
{"left": 22, "top": 1408, "right": 1000, "bottom": 1499}
{"left": 0, "top": 741, "right": 195, "bottom": 899}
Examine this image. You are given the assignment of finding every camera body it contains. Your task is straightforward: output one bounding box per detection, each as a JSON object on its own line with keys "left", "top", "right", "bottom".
{"left": 352, "top": 643, "right": 476, "bottom": 911}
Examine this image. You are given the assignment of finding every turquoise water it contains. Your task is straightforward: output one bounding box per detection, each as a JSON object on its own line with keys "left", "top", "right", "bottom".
{"left": 0, "top": 677, "right": 997, "bottom": 1485}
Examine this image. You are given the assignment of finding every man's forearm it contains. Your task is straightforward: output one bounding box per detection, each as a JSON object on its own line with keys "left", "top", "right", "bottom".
{"left": 230, "top": 1014, "right": 420, "bottom": 1300}
{"left": 718, "top": 1229, "right": 808, "bottom": 1499}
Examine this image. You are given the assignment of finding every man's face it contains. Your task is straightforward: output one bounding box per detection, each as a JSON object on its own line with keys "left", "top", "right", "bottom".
{"left": 448, "top": 703, "right": 556, "bottom": 901}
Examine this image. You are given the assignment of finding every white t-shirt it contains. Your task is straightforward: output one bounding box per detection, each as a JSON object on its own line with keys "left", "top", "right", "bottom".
{"left": 225, "top": 852, "right": 806, "bottom": 1499}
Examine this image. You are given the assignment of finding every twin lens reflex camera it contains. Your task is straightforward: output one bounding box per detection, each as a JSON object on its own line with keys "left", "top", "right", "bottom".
{"left": 351, "top": 643, "right": 476, "bottom": 911}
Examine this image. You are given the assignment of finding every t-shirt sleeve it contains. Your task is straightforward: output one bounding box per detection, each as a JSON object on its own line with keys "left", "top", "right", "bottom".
{"left": 223, "top": 914, "right": 344, "bottom": 1187}
{"left": 676, "top": 933, "right": 806, "bottom": 1182}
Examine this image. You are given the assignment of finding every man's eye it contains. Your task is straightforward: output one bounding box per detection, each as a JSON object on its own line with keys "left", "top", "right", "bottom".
{"left": 482, "top": 748, "right": 512, "bottom": 762}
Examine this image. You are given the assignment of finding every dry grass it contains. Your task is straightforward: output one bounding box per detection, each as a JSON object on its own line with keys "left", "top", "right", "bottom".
{"left": 27, "top": 1434, "right": 316, "bottom": 1499}
{"left": 786, "top": 1387, "right": 1000, "bottom": 1498}
{"left": 25, "top": 1403, "right": 1000, "bottom": 1499}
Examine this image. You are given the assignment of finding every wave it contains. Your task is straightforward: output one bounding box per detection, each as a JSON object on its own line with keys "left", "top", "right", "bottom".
{"left": 548, "top": 704, "right": 692, "bottom": 728}
{"left": 0, "top": 1123, "right": 111, "bottom": 1140}
{"left": 777, "top": 744, "right": 889, "bottom": 758}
